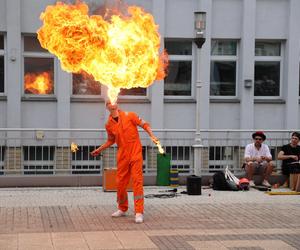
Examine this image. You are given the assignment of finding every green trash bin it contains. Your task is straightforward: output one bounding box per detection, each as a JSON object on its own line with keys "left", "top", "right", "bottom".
{"left": 156, "top": 153, "right": 170, "bottom": 186}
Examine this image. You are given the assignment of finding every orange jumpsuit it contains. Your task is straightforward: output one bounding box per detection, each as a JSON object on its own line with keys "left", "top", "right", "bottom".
{"left": 105, "top": 110, "right": 149, "bottom": 214}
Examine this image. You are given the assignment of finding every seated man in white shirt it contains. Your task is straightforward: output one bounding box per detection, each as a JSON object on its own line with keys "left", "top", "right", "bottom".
{"left": 244, "top": 131, "right": 273, "bottom": 187}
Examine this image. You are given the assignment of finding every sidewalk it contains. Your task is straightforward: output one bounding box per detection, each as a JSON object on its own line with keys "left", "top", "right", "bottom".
{"left": 0, "top": 186, "right": 299, "bottom": 249}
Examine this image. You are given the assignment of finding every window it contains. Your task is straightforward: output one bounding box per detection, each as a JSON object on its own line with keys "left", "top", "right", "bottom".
{"left": 165, "top": 146, "right": 192, "bottom": 174}
{"left": 72, "top": 73, "right": 101, "bottom": 95}
{"left": 0, "top": 146, "right": 4, "bottom": 175}
{"left": 23, "top": 36, "right": 54, "bottom": 95}
{"left": 71, "top": 145, "right": 101, "bottom": 174}
{"left": 254, "top": 41, "right": 282, "bottom": 97}
{"left": 164, "top": 40, "right": 193, "bottom": 96}
{"left": 119, "top": 87, "right": 146, "bottom": 96}
{"left": 72, "top": 74, "right": 147, "bottom": 97}
{"left": 0, "top": 35, "right": 4, "bottom": 93}
{"left": 23, "top": 146, "right": 55, "bottom": 175}
{"left": 210, "top": 40, "right": 237, "bottom": 96}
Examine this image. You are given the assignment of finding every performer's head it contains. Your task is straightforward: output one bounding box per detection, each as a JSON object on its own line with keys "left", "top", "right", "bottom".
{"left": 105, "top": 100, "right": 118, "bottom": 113}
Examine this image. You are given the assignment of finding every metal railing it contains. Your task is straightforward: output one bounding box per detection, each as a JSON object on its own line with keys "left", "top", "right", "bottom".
{"left": 0, "top": 128, "right": 296, "bottom": 177}
{"left": 0, "top": 128, "right": 195, "bottom": 176}
{"left": 196, "top": 129, "right": 293, "bottom": 175}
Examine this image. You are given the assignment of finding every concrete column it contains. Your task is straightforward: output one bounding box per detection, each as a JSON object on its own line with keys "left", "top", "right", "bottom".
{"left": 284, "top": 0, "right": 300, "bottom": 129}
{"left": 150, "top": 0, "right": 165, "bottom": 129}
{"left": 55, "top": 147, "right": 71, "bottom": 174}
{"left": 6, "top": 0, "right": 21, "bottom": 129}
{"left": 147, "top": 147, "right": 158, "bottom": 172}
{"left": 4, "top": 147, "right": 22, "bottom": 174}
{"left": 239, "top": 0, "right": 256, "bottom": 129}
{"left": 56, "top": 62, "right": 71, "bottom": 150}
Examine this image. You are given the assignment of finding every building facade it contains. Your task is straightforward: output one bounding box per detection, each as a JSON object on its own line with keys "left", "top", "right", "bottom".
{"left": 0, "top": 0, "right": 299, "bottom": 185}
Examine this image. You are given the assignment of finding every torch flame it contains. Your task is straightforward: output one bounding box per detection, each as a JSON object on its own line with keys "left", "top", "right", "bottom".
{"left": 71, "top": 142, "right": 79, "bottom": 153}
{"left": 37, "top": 2, "right": 168, "bottom": 103}
{"left": 156, "top": 141, "right": 165, "bottom": 154}
{"left": 24, "top": 72, "right": 53, "bottom": 94}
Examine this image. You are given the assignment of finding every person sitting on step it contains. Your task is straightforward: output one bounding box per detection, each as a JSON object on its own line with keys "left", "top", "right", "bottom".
{"left": 244, "top": 131, "right": 273, "bottom": 188}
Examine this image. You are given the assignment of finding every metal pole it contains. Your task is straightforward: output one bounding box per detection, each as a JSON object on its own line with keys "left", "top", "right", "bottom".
{"left": 193, "top": 63, "right": 203, "bottom": 177}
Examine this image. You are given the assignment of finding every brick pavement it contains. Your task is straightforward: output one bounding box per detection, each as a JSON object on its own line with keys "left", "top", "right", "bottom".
{"left": 0, "top": 186, "right": 299, "bottom": 249}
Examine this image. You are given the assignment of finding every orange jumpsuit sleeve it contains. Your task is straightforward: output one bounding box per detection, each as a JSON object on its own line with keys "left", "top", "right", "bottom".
{"left": 129, "top": 112, "right": 150, "bottom": 130}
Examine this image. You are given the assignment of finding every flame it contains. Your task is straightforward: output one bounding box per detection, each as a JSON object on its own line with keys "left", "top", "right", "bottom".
{"left": 156, "top": 141, "right": 165, "bottom": 154}
{"left": 71, "top": 142, "right": 79, "bottom": 153}
{"left": 24, "top": 72, "right": 53, "bottom": 94}
{"left": 37, "top": 2, "right": 168, "bottom": 103}
{"left": 108, "top": 87, "right": 120, "bottom": 105}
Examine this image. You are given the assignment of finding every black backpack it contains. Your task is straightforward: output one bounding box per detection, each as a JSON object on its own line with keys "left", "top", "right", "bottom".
{"left": 212, "top": 171, "right": 238, "bottom": 191}
{"left": 212, "top": 171, "right": 229, "bottom": 190}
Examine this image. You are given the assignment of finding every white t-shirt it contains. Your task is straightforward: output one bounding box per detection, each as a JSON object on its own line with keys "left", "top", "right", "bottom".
{"left": 244, "top": 143, "right": 272, "bottom": 159}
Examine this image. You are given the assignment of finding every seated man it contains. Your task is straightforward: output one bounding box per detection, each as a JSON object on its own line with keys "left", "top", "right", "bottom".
{"left": 277, "top": 132, "right": 300, "bottom": 187}
{"left": 244, "top": 131, "right": 273, "bottom": 187}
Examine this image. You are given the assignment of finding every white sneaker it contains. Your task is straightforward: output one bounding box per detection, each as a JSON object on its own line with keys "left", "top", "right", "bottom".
{"left": 111, "top": 210, "right": 126, "bottom": 217}
{"left": 135, "top": 213, "right": 144, "bottom": 223}
{"left": 249, "top": 180, "right": 255, "bottom": 187}
{"left": 262, "top": 179, "right": 271, "bottom": 187}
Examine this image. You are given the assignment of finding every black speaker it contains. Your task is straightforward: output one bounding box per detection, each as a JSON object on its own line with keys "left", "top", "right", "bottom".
{"left": 187, "top": 175, "right": 202, "bottom": 195}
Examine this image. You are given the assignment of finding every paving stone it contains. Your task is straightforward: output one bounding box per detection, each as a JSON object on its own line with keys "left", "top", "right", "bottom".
{"left": 0, "top": 186, "right": 299, "bottom": 249}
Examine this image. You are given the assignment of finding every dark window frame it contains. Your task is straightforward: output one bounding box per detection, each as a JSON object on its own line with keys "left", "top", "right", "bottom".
{"left": 0, "top": 34, "right": 5, "bottom": 94}
{"left": 254, "top": 40, "right": 282, "bottom": 98}
{"left": 210, "top": 39, "right": 238, "bottom": 98}
{"left": 72, "top": 73, "right": 102, "bottom": 96}
{"left": 23, "top": 35, "right": 56, "bottom": 97}
{"left": 164, "top": 39, "right": 194, "bottom": 98}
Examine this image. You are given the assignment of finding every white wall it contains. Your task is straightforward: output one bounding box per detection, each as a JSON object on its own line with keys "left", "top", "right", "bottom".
{"left": 165, "top": 0, "right": 197, "bottom": 38}
{"left": 211, "top": 0, "right": 242, "bottom": 39}
{"left": 21, "top": 102, "right": 57, "bottom": 128}
{"left": 71, "top": 103, "right": 105, "bottom": 129}
{"left": 256, "top": 0, "right": 288, "bottom": 39}
{"left": 210, "top": 103, "right": 240, "bottom": 129}
{"left": 254, "top": 104, "right": 285, "bottom": 129}
{"left": 0, "top": 0, "right": 6, "bottom": 31}
{"left": 164, "top": 103, "right": 196, "bottom": 129}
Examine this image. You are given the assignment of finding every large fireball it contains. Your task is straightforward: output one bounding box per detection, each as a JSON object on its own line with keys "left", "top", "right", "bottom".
{"left": 37, "top": 1, "right": 168, "bottom": 103}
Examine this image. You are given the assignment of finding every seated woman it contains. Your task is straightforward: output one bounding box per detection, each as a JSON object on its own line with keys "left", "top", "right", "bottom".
{"left": 277, "top": 132, "right": 300, "bottom": 188}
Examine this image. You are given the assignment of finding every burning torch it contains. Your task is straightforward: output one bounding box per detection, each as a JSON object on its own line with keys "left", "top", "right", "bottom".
{"left": 156, "top": 141, "right": 165, "bottom": 155}
{"left": 150, "top": 135, "right": 165, "bottom": 155}
{"left": 71, "top": 142, "right": 79, "bottom": 153}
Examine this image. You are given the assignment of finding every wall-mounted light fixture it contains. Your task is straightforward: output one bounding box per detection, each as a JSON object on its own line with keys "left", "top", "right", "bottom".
{"left": 36, "top": 130, "right": 45, "bottom": 140}
{"left": 194, "top": 11, "right": 206, "bottom": 49}
{"left": 244, "top": 79, "right": 253, "bottom": 88}
{"left": 9, "top": 48, "right": 17, "bottom": 62}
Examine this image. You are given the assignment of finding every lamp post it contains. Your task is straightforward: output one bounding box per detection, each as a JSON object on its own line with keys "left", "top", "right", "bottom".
{"left": 193, "top": 11, "right": 206, "bottom": 177}
{"left": 194, "top": 12, "right": 206, "bottom": 49}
